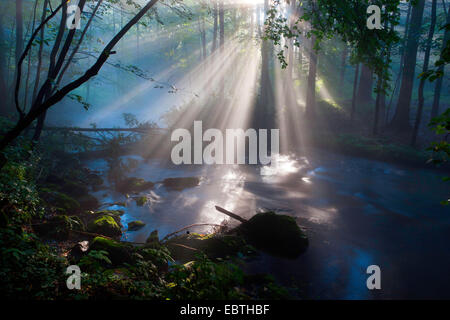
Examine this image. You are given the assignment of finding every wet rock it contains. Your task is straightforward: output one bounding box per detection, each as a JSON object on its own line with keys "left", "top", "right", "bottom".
{"left": 92, "top": 209, "right": 125, "bottom": 217}
{"left": 60, "top": 179, "right": 89, "bottom": 197}
{"left": 162, "top": 177, "right": 200, "bottom": 191}
{"left": 68, "top": 240, "right": 89, "bottom": 263}
{"left": 34, "top": 215, "right": 85, "bottom": 240}
{"left": 86, "top": 172, "right": 103, "bottom": 187}
{"left": 116, "top": 177, "right": 154, "bottom": 194}
{"left": 88, "top": 215, "right": 122, "bottom": 237}
{"left": 89, "top": 236, "right": 133, "bottom": 265}
{"left": 39, "top": 189, "right": 80, "bottom": 213}
{"left": 78, "top": 194, "right": 100, "bottom": 210}
{"left": 128, "top": 220, "right": 145, "bottom": 231}
{"left": 236, "top": 212, "right": 308, "bottom": 259}
{"left": 135, "top": 196, "right": 147, "bottom": 207}
{"left": 145, "top": 230, "right": 160, "bottom": 248}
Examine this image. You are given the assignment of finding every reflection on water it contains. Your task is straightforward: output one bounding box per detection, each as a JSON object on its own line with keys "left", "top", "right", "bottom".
{"left": 85, "top": 150, "right": 450, "bottom": 299}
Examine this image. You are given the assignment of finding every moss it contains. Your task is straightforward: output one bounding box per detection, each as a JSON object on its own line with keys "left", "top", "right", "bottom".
{"left": 162, "top": 177, "right": 200, "bottom": 191}
{"left": 39, "top": 189, "right": 80, "bottom": 213}
{"left": 89, "top": 236, "right": 133, "bottom": 265}
{"left": 116, "top": 177, "right": 154, "bottom": 194}
{"left": 34, "top": 215, "right": 85, "bottom": 240}
{"left": 135, "top": 196, "right": 147, "bottom": 207}
{"left": 88, "top": 215, "right": 122, "bottom": 237}
{"left": 145, "top": 230, "right": 160, "bottom": 248}
{"left": 92, "top": 209, "right": 125, "bottom": 217}
{"left": 236, "top": 212, "right": 308, "bottom": 259}
{"left": 128, "top": 220, "right": 145, "bottom": 231}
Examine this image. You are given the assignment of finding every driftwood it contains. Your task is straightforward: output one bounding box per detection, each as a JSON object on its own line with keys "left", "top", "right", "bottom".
{"left": 215, "top": 206, "right": 248, "bottom": 223}
{"left": 161, "top": 223, "right": 222, "bottom": 242}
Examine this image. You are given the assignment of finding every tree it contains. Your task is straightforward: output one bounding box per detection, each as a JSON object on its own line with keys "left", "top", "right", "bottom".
{"left": 0, "top": 0, "right": 161, "bottom": 168}
{"left": 411, "top": 0, "right": 437, "bottom": 146}
{"left": 390, "top": 0, "right": 425, "bottom": 131}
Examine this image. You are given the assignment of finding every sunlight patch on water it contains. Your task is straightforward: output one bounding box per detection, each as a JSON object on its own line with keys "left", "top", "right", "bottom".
{"left": 260, "top": 154, "right": 305, "bottom": 182}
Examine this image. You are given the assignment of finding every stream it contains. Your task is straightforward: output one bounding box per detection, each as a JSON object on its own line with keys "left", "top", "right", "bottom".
{"left": 85, "top": 149, "right": 450, "bottom": 299}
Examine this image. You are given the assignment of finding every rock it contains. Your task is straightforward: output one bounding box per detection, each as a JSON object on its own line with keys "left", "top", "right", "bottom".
{"left": 135, "top": 196, "right": 147, "bottom": 207}
{"left": 236, "top": 212, "right": 308, "bottom": 259}
{"left": 68, "top": 241, "right": 89, "bottom": 263}
{"left": 89, "top": 237, "right": 133, "bottom": 265}
{"left": 39, "top": 189, "right": 80, "bottom": 213}
{"left": 162, "top": 177, "right": 200, "bottom": 191}
{"left": 34, "top": 215, "right": 85, "bottom": 240}
{"left": 78, "top": 194, "right": 100, "bottom": 210}
{"left": 92, "top": 209, "right": 125, "bottom": 217}
{"left": 86, "top": 173, "right": 103, "bottom": 186}
{"left": 60, "top": 179, "right": 89, "bottom": 197}
{"left": 128, "top": 220, "right": 145, "bottom": 231}
{"left": 116, "top": 177, "right": 154, "bottom": 194}
{"left": 145, "top": 230, "right": 160, "bottom": 248}
{"left": 88, "top": 215, "right": 122, "bottom": 237}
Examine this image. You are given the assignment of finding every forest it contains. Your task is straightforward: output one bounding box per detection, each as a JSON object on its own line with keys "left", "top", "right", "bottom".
{"left": 0, "top": 0, "right": 449, "bottom": 301}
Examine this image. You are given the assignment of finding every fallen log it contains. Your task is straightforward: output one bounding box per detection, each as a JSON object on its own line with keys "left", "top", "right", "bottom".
{"left": 40, "top": 126, "right": 168, "bottom": 134}
{"left": 215, "top": 206, "right": 248, "bottom": 223}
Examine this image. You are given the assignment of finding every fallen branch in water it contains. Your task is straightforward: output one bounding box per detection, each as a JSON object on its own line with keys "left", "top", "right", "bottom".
{"left": 161, "top": 223, "right": 223, "bottom": 242}
{"left": 215, "top": 206, "right": 248, "bottom": 223}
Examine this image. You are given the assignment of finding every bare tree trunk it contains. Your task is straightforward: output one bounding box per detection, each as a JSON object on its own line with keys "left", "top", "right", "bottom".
{"left": 351, "top": 63, "right": 360, "bottom": 121}
{"left": 430, "top": 6, "right": 450, "bottom": 119}
{"left": 390, "top": 0, "right": 425, "bottom": 131}
{"left": 305, "top": 34, "right": 317, "bottom": 119}
{"left": 212, "top": 0, "right": 218, "bottom": 52}
{"left": 411, "top": 0, "right": 437, "bottom": 146}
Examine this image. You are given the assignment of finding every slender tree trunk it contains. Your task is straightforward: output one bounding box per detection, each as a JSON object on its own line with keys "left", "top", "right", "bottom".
{"left": 430, "top": 6, "right": 450, "bottom": 119}
{"left": 32, "top": 0, "right": 49, "bottom": 105}
{"left": 351, "top": 63, "right": 360, "bottom": 121}
{"left": 212, "top": 0, "right": 218, "bottom": 52}
{"left": 411, "top": 0, "right": 437, "bottom": 146}
{"left": 0, "top": 14, "right": 8, "bottom": 115}
{"left": 339, "top": 44, "right": 348, "bottom": 88}
{"left": 305, "top": 34, "right": 317, "bottom": 119}
{"left": 356, "top": 64, "right": 373, "bottom": 103}
{"left": 390, "top": 0, "right": 425, "bottom": 131}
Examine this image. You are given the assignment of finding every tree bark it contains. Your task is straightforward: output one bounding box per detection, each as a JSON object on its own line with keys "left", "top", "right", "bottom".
{"left": 411, "top": 0, "right": 437, "bottom": 146}
{"left": 390, "top": 0, "right": 425, "bottom": 131}
{"left": 351, "top": 63, "right": 360, "bottom": 121}
{"left": 430, "top": 6, "right": 450, "bottom": 119}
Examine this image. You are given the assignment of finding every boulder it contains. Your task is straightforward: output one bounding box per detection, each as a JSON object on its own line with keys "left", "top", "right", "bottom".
{"left": 162, "top": 177, "right": 200, "bottom": 191}
{"left": 89, "top": 237, "right": 133, "bottom": 265}
{"left": 236, "top": 211, "right": 308, "bottom": 259}
{"left": 116, "top": 177, "right": 154, "bottom": 194}
{"left": 128, "top": 220, "right": 145, "bottom": 231}
{"left": 88, "top": 215, "right": 122, "bottom": 237}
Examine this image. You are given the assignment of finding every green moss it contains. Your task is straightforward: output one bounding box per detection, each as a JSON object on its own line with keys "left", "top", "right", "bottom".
{"left": 89, "top": 236, "right": 133, "bottom": 265}
{"left": 116, "top": 177, "right": 154, "bottom": 194}
{"left": 162, "top": 177, "right": 200, "bottom": 191}
{"left": 135, "top": 196, "right": 147, "bottom": 206}
{"left": 236, "top": 212, "right": 308, "bottom": 259}
{"left": 39, "top": 189, "right": 80, "bottom": 213}
{"left": 128, "top": 220, "right": 145, "bottom": 231}
{"left": 88, "top": 215, "right": 122, "bottom": 237}
{"left": 93, "top": 209, "right": 125, "bottom": 217}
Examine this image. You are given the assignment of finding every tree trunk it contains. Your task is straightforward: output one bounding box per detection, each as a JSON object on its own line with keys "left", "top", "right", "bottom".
{"left": 390, "top": 0, "right": 425, "bottom": 131}
{"left": 356, "top": 64, "right": 373, "bottom": 103}
{"left": 305, "top": 34, "right": 317, "bottom": 119}
{"left": 430, "top": 6, "right": 450, "bottom": 119}
{"left": 351, "top": 63, "right": 360, "bottom": 121}
{"left": 212, "top": 0, "right": 218, "bottom": 52}
{"left": 411, "top": 0, "right": 437, "bottom": 146}
{"left": 339, "top": 44, "right": 348, "bottom": 89}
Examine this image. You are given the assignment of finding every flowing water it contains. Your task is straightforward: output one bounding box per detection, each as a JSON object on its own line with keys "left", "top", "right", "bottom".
{"left": 85, "top": 149, "right": 450, "bottom": 299}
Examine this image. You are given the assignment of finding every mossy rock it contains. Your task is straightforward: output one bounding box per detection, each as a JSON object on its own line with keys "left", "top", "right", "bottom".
{"left": 34, "top": 215, "right": 85, "bottom": 240}
{"left": 78, "top": 194, "right": 100, "bottom": 210}
{"left": 89, "top": 237, "right": 133, "bottom": 265}
{"left": 86, "top": 173, "right": 103, "bottom": 186}
{"left": 128, "top": 220, "right": 145, "bottom": 231}
{"left": 116, "top": 177, "right": 154, "bottom": 194}
{"left": 88, "top": 215, "right": 122, "bottom": 237}
{"left": 92, "top": 209, "right": 125, "bottom": 217}
{"left": 60, "top": 179, "right": 89, "bottom": 197}
{"left": 165, "top": 233, "right": 247, "bottom": 263}
{"left": 39, "top": 189, "right": 80, "bottom": 213}
{"left": 135, "top": 196, "right": 147, "bottom": 206}
{"left": 236, "top": 212, "right": 308, "bottom": 259}
{"left": 162, "top": 177, "right": 200, "bottom": 191}
{"left": 145, "top": 230, "right": 160, "bottom": 248}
